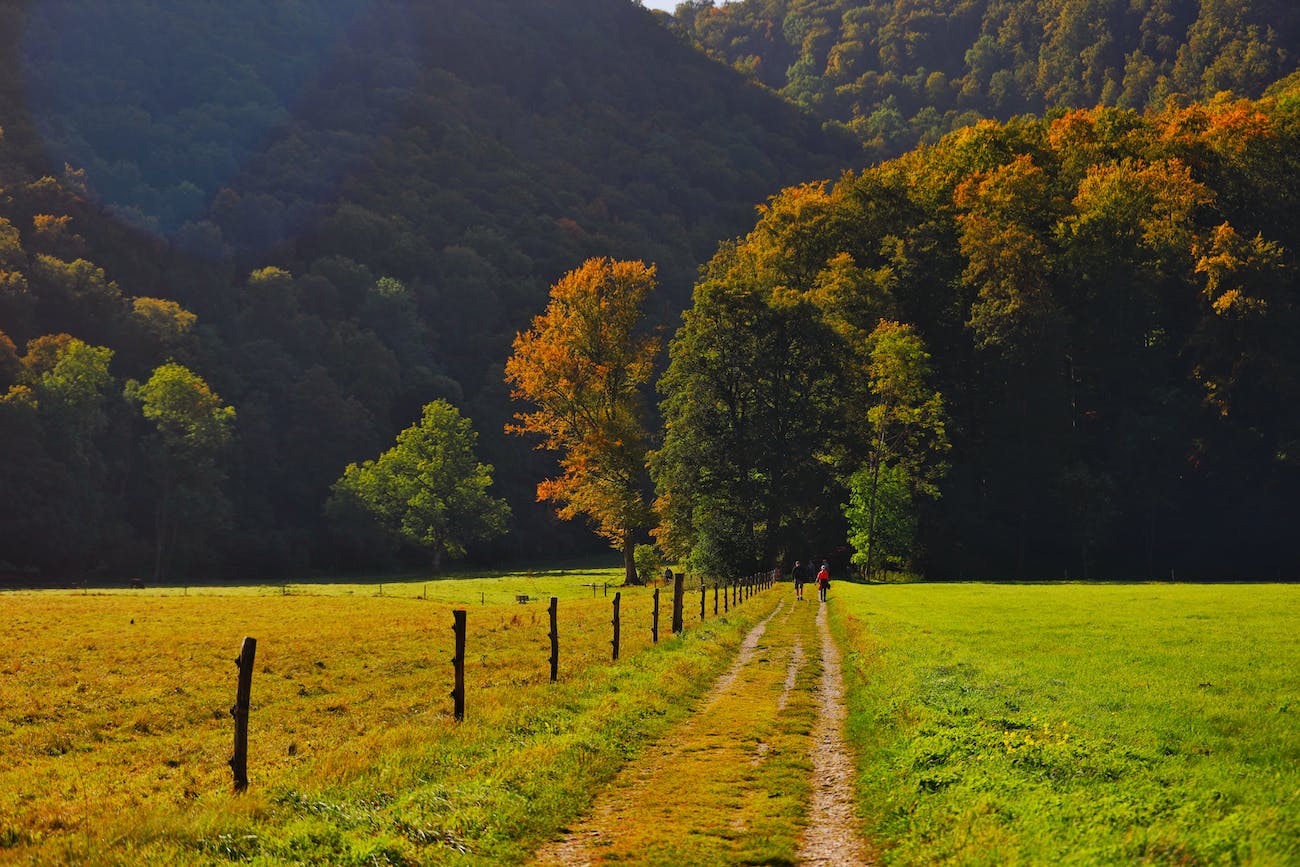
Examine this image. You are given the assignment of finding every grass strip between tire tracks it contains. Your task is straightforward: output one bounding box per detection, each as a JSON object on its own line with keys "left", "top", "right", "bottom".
{"left": 539, "top": 596, "right": 823, "bottom": 866}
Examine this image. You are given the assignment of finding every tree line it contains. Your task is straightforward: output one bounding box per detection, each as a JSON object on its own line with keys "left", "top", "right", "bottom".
{"left": 0, "top": 0, "right": 850, "bottom": 579}
{"left": 665, "top": 0, "right": 1300, "bottom": 159}
{"left": 514, "top": 82, "right": 1300, "bottom": 581}
{"left": 4, "top": 1, "right": 1300, "bottom": 580}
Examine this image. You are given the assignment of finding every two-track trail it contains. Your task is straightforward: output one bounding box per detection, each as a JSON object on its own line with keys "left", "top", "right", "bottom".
{"left": 534, "top": 595, "right": 871, "bottom": 866}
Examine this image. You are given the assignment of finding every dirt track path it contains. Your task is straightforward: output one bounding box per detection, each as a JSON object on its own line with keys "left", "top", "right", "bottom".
{"left": 798, "top": 601, "right": 872, "bottom": 865}
{"left": 532, "top": 595, "right": 870, "bottom": 866}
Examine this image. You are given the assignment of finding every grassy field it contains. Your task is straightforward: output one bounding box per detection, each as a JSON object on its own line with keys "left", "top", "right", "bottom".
{"left": 0, "top": 568, "right": 777, "bottom": 864}
{"left": 8, "top": 575, "right": 1298, "bottom": 864}
{"left": 832, "top": 583, "right": 1300, "bottom": 865}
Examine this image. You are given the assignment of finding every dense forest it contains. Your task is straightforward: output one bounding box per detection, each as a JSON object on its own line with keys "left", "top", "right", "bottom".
{"left": 666, "top": 0, "right": 1300, "bottom": 158}
{"left": 654, "top": 81, "right": 1300, "bottom": 580}
{"left": 2, "top": 0, "right": 1299, "bottom": 581}
{"left": 0, "top": 0, "right": 852, "bottom": 578}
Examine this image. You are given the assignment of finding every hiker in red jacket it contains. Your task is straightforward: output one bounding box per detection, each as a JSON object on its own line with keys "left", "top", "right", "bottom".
{"left": 816, "top": 563, "right": 830, "bottom": 602}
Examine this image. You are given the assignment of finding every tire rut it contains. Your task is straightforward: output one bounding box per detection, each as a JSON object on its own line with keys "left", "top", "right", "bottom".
{"left": 535, "top": 601, "right": 786, "bottom": 867}
{"left": 797, "top": 601, "right": 872, "bottom": 866}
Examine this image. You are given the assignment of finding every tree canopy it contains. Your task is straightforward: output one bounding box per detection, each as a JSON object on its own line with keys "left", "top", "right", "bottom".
{"left": 327, "top": 399, "right": 509, "bottom": 572}
{"left": 668, "top": 0, "right": 1300, "bottom": 158}
{"left": 658, "top": 85, "right": 1300, "bottom": 579}
{"left": 0, "top": 0, "right": 850, "bottom": 577}
{"left": 506, "top": 258, "right": 659, "bottom": 584}
{"left": 0, "top": 0, "right": 1299, "bottom": 580}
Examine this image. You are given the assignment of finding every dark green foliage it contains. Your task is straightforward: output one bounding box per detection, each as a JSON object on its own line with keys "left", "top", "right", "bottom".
{"left": 326, "top": 399, "right": 509, "bottom": 572}
{"left": 671, "top": 0, "right": 1300, "bottom": 158}
{"left": 126, "top": 362, "right": 236, "bottom": 581}
{"left": 0, "top": 0, "right": 851, "bottom": 577}
{"left": 662, "top": 88, "right": 1300, "bottom": 579}
{"left": 0, "top": 0, "right": 1298, "bottom": 580}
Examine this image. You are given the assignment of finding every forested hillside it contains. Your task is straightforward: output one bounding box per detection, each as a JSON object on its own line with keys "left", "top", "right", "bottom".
{"left": 4, "top": 0, "right": 1299, "bottom": 581}
{"left": 667, "top": 0, "right": 1300, "bottom": 158}
{"left": 653, "top": 82, "right": 1300, "bottom": 580}
{"left": 0, "top": 0, "right": 854, "bottom": 578}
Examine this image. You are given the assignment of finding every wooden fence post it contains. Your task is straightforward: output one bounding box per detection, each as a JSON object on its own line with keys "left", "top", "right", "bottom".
{"left": 713, "top": 582, "right": 718, "bottom": 616}
{"left": 451, "top": 609, "right": 466, "bottom": 721}
{"left": 723, "top": 579, "right": 729, "bottom": 613}
{"left": 652, "top": 587, "right": 660, "bottom": 643}
{"left": 548, "top": 597, "right": 559, "bottom": 682}
{"left": 612, "top": 592, "right": 621, "bottom": 660}
{"left": 229, "top": 636, "right": 256, "bottom": 791}
{"left": 672, "top": 571, "right": 684, "bottom": 633}
{"left": 699, "top": 577, "right": 706, "bottom": 622}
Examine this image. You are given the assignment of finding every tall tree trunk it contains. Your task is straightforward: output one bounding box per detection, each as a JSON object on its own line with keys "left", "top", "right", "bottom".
{"left": 863, "top": 404, "right": 891, "bottom": 579}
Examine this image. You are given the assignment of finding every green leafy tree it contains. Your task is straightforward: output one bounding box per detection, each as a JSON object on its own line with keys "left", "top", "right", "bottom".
{"left": 127, "top": 363, "right": 236, "bottom": 581}
{"left": 851, "top": 321, "right": 949, "bottom": 577}
{"left": 327, "top": 400, "right": 509, "bottom": 572}
{"left": 844, "top": 462, "right": 915, "bottom": 573}
{"left": 652, "top": 240, "right": 845, "bottom": 577}
{"left": 0, "top": 334, "right": 121, "bottom": 570}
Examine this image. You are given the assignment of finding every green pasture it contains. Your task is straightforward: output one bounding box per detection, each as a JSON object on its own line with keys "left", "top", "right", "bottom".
{"left": 833, "top": 583, "right": 1300, "bottom": 865}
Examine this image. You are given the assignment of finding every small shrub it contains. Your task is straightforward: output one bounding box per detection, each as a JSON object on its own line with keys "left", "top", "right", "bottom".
{"left": 633, "top": 544, "right": 660, "bottom": 585}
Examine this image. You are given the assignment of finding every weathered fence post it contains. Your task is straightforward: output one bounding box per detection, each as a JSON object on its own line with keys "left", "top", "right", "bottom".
{"left": 548, "top": 597, "right": 559, "bottom": 682}
{"left": 723, "top": 578, "right": 729, "bottom": 613}
{"left": 652, "top": 587, "right": 660, "bottom": 643}
{"left": 672, "top": 570, "right": 684, "bottom": 633}
{"left": 451, "top": 609, "right": 466, "bottom": 721}
{"left": 229, "top": 636, "right": 256, "bottom": 791}
{"left": 713, "top": 582, "right": 718, "bottom": 616}
{"left": 700, "top": 577, "right": 706, "bottom": 622}
{"left": 611, "top": 592, "right": 621, "bottom": 661}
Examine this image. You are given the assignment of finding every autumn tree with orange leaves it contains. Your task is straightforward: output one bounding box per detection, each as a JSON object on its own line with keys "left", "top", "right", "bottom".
{"left": 505, "top": 258, "right": 660, "bottom": 584}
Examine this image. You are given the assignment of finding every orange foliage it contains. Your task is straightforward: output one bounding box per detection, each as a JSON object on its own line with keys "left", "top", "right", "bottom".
{"left": 505, "top": 258, "right": 659, "bottom": 546}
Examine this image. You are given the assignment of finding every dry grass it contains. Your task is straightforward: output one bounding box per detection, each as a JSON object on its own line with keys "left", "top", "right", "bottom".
{"left": 0, "top": 571, "right": 772, "bottom": 864}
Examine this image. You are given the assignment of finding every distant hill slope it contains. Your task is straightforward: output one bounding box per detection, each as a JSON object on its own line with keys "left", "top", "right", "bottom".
{"left": 667, "top": 0, "right": 1300, "bottom": 157}
{"left": 0, "top": 0, "right": 858, "bottom": 576}
{"left": 6, "top": 0, "right": 854, "bottom": 320}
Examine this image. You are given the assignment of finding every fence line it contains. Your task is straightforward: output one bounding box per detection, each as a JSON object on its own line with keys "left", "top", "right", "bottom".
{"left": 226, "top": 569, "right": 778, "bottom": 787}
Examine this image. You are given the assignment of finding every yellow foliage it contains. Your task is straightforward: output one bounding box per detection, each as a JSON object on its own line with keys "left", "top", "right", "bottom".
{"left": 505, "top": 258, "right": 659, "bottom": 545}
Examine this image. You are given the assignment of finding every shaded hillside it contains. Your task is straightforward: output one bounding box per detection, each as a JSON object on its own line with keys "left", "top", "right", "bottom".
{"left": 667, "top": 0, "right": 1300, "bottom": 158}
{"left": 0, "top": 0, "right": 857, "bottom": 577}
